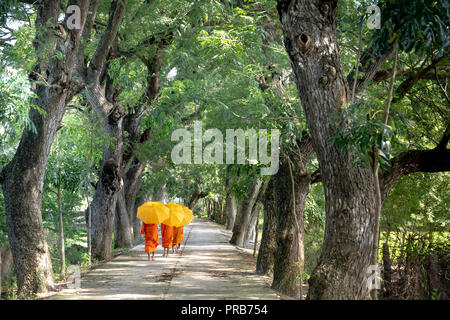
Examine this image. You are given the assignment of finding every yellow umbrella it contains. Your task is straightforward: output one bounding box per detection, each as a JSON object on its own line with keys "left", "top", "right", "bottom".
{"left": 137, "top": 201, "right": 170, "bottom": 224}
{"left": 163, "top": 202, "right": 186, "bottom": 227}
{"left": 180, "top": 204, "right": 194, "bottom": 225}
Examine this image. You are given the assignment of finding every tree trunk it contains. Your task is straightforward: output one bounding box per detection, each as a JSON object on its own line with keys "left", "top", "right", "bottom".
{"left": 89, "top": 71, "right": 125, "bottom": 259}
{"left": 118, "top": 159, "right": 146, "bottom": 246}
{"left": 253, "top": 211, "right": 260, "bottom": 257}
{"left": 0, "top": 0, "right": 91, "bottom": 298}
{"left": 57, "top": 183, "right": 65, "bottom": 277}
{"left": 271, "top": 159, "right": 310, "bottom": 298}
{"left": 230, "top": 178, "right": 263, "bottom": 247}
{"left": 277, "top": 0, "right": 376, "bottom": 299}
{"left": 155, "top": 183, "right": 168, "bottom": 203}
{"left": 244, "top": 202, "right": 262, "bottom": 248}
{"left": 124, "top": 159, "right": 146, "bottom": 221}
{"left": 133, "top": 195, "right": 149, "bottom": 243}
{"left": 382, "top": 241, "right": 392, "bottom": 298}
{"left": 90, "top": 113, "right": 124, "bottom": 260}
{"left": 0, "top": 244, "right": 2, "bottom": 299}
{"left": 225, "top": 195, "right": 237, "bottom": 230}
{"left": 86, "top": 195, "right": 92, "bottom": 263}
{"left": 256, "top": 178, "right": 277, "bottom": 275}
{"left": 85, "top": 0, "right": 128, "bottom": 262}
{"left": 188, "top": 188, "right": 207, "bottom": 210}
{"left": 114, "top": 186, "right": 134, "bottom": 249}
{"left": 426, "top": 253, "right": 447, "bottom": 300}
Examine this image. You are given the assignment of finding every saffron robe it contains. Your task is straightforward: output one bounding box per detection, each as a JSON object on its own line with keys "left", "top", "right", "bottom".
{"left": 172, "top": 226, "right": 184, "bottom": 246}
{"left": 161, "top": 223, "right": 174, "bottom": 248}
{"left": 140, "top": 223, "right": 158, "bottom": 253}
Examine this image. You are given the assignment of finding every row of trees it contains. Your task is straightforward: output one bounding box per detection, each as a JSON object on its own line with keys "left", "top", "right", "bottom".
{"left": 0, "top": 0, "right": 448, "bottom": 299}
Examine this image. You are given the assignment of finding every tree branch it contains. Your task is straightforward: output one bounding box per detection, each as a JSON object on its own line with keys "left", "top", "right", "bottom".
{"left": 379, "top": 148, "right": 450, "bottom": 201}
{"left": 393, "top": 55, "right": 447, "bottom": 102}
{"left": 87, "top": 0, "right": 128, "bottom": 84}
{"left": 435, "top": 122, "right": 450, "bottom": 151}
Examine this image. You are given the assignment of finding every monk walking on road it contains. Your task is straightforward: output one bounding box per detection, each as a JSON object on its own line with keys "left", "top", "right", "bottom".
{"left": 172, "top": 226, "right": 184, "bottom": 254}
{"left": 141, "top": 222, "right": 159, "bottom": 261}
{"left": 161, "top": 223, "right": 174, "bottom": 257}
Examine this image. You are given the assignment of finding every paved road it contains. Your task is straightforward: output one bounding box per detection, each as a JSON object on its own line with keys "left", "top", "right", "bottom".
{"left": 48, "top": 219, "right": 281, "bottom": 300}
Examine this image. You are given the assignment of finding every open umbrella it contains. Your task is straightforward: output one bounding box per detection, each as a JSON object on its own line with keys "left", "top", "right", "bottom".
{"left": 163, "top": 202, "right": 186, "bottom": 227}
{"left": 137, "top": 201, "right": 170, "bottom": 224}
{"left": 180, "top": 204, "right": 194, "bottom": 225}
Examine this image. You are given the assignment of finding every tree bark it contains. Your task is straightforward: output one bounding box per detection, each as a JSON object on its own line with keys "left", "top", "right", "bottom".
{"left": 277, "top": 0, "right": 376, "bottom": 299}
{"left": 86, "top": 0, "right": 129, "bottom": 260}
{"left": 225, "top": 195, "right": 237, "bottom": 230}
{"left": 253, "top": 211, "right": 260, "bottom": 257}
{"left": 124, "top": 159, "right": 146, "bottom": 221}
{"left": 244, "top": 202, "right": 262, "bottom": 248}
{"left": 224, "top": 179, "right": 238, "bottom": 230}
{"left": 0, "top": 0, "right": 89, "bottom": 297}
{"left": 57, "top": 183, "right": 65, "bottom": 277}
{"left": 89, "top": 108, "right": 124, "bottom": 260}
{"left": 188, "top": 188, "right": 208, "bottom": 210}
{"left": 256, "top": 178, "right": 277, "bottom": 276}
{"left": 0, "top": 244, "right": 2, "bottom": 299}
{"left": 230, "top": 178, "right": 263, "bottom": 247}
{"left": 89, "top": 58, "right": 126, "bottom": 260}
{"left": 155, "top": 183, "right": 168, "bottom": 203}
{"left": 426, "top": 253, "right": 447, "bottom": 300}
{"left": 379, "top": 148, "right": 450, "bottom": 201}
{"left": 382, "top": 241, "right": 392, "bottom": 298}
{"left": 113, "top": 158, "right": 146, "bottom": 246}
{"left": 114, "top": 186, "right": 134, "bottom": 249}
{"left": 270, "top": 158, "right": 311, "bottom": 298}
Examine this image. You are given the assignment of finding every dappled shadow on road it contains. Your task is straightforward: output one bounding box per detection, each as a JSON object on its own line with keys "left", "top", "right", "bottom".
{"left": 48, "top": 219, "right": 280, "bottom": 300}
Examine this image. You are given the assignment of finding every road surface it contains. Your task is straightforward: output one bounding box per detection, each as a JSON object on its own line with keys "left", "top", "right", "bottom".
{"left": 47, "top": 219, "right": 281, "bottom": 300}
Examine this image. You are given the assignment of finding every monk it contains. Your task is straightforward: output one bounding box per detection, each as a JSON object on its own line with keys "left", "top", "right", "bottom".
{"left": 140, "top": 222, "right": 158, "bottom": 261}
{"left": 172, "top": 226, "right": 184, "bottom": 254}
{"left": 160, "top": 223, "right": 174, "bottom": 257}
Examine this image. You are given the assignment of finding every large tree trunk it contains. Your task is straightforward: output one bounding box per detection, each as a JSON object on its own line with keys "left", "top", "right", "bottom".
{"left": 114, "top": 158, "right": 145, "bottom": 248}
{"left": 270, "top": 160, "right": 310, "bottom": 298}
{"left": 230, "top": 178, "right": 263, "bottom": 247}
{"left": 124, "top": 159, "right": 146, "bottom": 221}
{"left": 277, "top": 0, "right": 376, "bottom": 299}
{"left": 89, "top": 62, "right": 126, "bottom": 260}
{"left": 271, "top": 162, "right": 300, "bottom": 297}
{"left": 256, "top": 178, "right": 277, "bottom": 276}
{"left": 114, "top": 186, "right": 134, "bottom": 249}
{"left": 87, "top": 0, "right": 129, "bottom": 259}
{"left": 271, "top": 138, "right": 315, "bottom": 298}
{"left": 0, "top": 0, "right": 89, "bottom": 297}
{"left": 89, "top": 106, "right": 125, "bottom": 260}
{"left": 382, "top": 241, "right": 392, "bottom": 298}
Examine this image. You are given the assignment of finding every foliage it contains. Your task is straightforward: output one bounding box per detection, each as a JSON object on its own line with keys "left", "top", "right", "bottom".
{"left": 0, "top": 0, "right": 448, "bottom": 300}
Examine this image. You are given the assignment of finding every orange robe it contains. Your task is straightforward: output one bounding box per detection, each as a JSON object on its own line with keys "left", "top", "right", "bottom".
{"left": 140, "top": 223, "right": 159, "bottom": 253}
{"left": 161, "top": 223, "right": 174, "bottom": 248}
{"left": 172, "top": 226, "right": 184, "bottom": 246}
